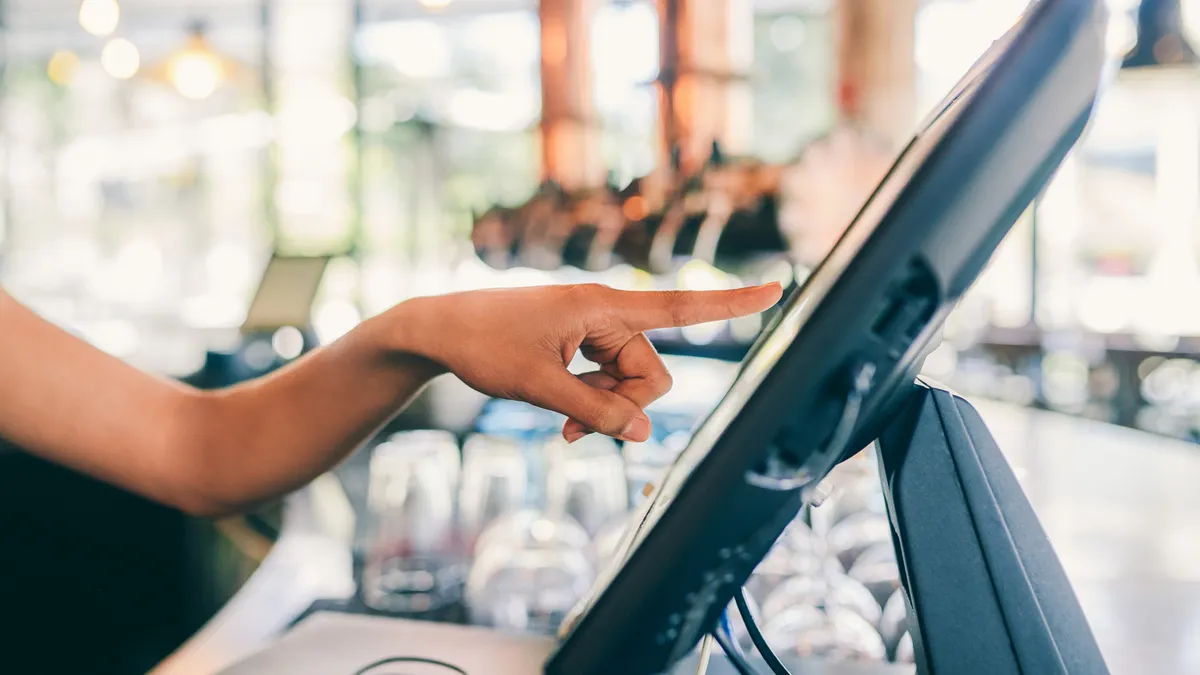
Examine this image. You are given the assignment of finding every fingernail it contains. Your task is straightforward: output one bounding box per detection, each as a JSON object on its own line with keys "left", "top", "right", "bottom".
{"left": 620, "top": 415, "right": 652, "bottom": 442}
{"left": 564, "top": 430, "right": 588, "bottom": 443}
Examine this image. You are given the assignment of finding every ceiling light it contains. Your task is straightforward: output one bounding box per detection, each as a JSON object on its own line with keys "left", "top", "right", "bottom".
{"left": 101, "top": 38, "right": 140, "bottom": 80}
{"left": 169, "top": 49, "right": 223, "bottom": 100}
{"left": 165, "top": 23, "right": 226, "bottom": 100}
{"left": 79, "top": 0, "right": 120, "bottom": 37}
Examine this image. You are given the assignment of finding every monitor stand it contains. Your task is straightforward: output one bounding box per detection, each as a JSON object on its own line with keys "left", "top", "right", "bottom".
{"left": 546, "top": 380, "right": 1110, "bottom": 674}
{"left": 874, "top": 380, "right": 1109, "bottom": 674}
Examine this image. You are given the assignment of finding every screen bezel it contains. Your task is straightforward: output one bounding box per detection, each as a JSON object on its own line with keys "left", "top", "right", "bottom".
{"left": 563, "top": 9, "right": 1023, "bottom": 636}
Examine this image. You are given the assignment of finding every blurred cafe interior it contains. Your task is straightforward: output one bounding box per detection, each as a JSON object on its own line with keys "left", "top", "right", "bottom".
{"left": 2, "top": 0, "right": 1200, "bottom": 674}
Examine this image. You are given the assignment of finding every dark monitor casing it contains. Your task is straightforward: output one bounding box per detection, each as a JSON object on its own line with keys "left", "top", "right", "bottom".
{"left": 546, "top": 1, "right": 1107, "bottom": 674}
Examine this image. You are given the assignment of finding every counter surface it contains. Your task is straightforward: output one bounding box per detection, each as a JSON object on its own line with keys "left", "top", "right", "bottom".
{"left": 152, "top": 400, "right": 1200, "bottom": 675}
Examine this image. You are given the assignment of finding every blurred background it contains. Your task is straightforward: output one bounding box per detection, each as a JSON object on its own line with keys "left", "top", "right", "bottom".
{"left": 1, "top": 0, "right": 1199, "bottom": 673}
{"left": 3, "top": 0, "right": 1200, "bottom": 440}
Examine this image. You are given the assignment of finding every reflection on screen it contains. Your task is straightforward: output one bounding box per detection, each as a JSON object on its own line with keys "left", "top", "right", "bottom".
{"left": 560, "top": 17, "right": 1024, "bottom": 639}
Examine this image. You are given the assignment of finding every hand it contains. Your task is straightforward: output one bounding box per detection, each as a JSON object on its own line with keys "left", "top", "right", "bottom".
{"left": 393, "top": 282, "right": 782, "bottom": 443}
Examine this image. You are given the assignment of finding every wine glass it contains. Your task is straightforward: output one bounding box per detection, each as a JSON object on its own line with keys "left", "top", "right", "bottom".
{"left": 361, "top": 439, "right": 465, "bottom": 615}
{"left": 880, "top": 588, "right": 910, "bottom": 657}
{"left": 475, "top": 508, "right": 591, "bottom": 557}
{"left": 389, "top": 429, "right": 462, "bottom": 491}
{"left": 895, "top": 632, "right": 915, "bottom": 663}
{"left": 827, "top": 512, "right": 892, "bottom": 570}
{"left": 763, "top": 605, "right": 887, "bottom": 663}
{"left": 746, "top": 520, "right": 842, "bottom": 603}
{"left": 760, "top": 573, "right": 882, "bottom": 628}
{"left": 782, "top": 517, "right": 830, "bottom": 558}
{"left": 848, "top": 542, "right": 901, "bottom": 607}
{"left": 466, "top": 511, "right": 595, "bottom": 635}
{"left": 459, "top": 434, "right": 529, "bottom": 552}
{"left": 544, "top": 435, "right": 627, "bottom": 537}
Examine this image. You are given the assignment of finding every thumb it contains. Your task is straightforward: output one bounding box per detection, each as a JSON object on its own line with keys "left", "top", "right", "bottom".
{"left": 524, "top": 368, "right": 652, "bottom": 442}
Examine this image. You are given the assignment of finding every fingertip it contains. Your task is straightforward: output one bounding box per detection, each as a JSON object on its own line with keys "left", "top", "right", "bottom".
{"left": 735, "top": 281, "right": 784, "bottom": 311}
{"left": 619, "top": 414, "right": 652, "bottom": 443}
{"left": 754, "top": 281, "right": 785, "bottom": 298}
{"left": 563, "top": 419, "right": 588, "bottom": 443}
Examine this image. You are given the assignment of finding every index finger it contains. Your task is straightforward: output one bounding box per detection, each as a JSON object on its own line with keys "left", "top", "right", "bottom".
{"left": 616, "top": 282, "right": 783, "bottom": 332}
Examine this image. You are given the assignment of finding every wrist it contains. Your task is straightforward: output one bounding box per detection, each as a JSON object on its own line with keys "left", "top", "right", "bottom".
{"left": 368, "top": 296, "right": 449, "bottom": 379}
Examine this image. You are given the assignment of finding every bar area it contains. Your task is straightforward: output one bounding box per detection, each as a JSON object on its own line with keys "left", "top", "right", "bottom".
{"left": 1, "top": 1, "right": 1199, "bottom": 674}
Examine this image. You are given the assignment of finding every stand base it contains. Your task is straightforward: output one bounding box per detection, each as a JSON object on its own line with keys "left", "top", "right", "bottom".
{"left": 876, "top": 381, "right": 1108, "bottom": 674}
{"left": 219, "top": 613, "right": 552, "bottom": 675}
{"left": 218, "top": 612, "right": 911, "bottom": 675}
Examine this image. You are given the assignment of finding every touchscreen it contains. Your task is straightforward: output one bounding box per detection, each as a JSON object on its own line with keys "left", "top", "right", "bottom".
{"left": 560, "top": 17, "right": 1023, "bottom": 638}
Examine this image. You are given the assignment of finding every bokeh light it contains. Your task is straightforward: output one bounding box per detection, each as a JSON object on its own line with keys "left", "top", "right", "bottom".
{"left": 78, "top": 0, "right": 120, "bottom": 37}
{"left": 100, "top": 38, "right": 140, "bottom": 80}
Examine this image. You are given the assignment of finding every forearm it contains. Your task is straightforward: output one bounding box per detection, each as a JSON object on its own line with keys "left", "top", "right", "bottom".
{"left": 181, "top": 310, "right": 439, "bottom": 515}
{"left": 0, "top": 289, "right": 438, "bottom": 517}
{"left": 2, "top": 281, "right": 779, "bottom": 516}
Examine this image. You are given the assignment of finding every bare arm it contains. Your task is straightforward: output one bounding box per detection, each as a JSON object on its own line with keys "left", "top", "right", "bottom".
{"left": 0, "top": 289, "right": 436, "bottom": 515}
{"left": 0, "top": 282, "right": 780, "bottom": 517}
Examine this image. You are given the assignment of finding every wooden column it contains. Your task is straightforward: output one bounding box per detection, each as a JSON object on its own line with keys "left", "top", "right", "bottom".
{"left": 834, "top": 0, "right": 918, "bottom": 147}
{"left": 656, "top": 0, "right": 753, "bottom": 176}
{"left": 539, "top": 0, "right": 602, "bottom": 191}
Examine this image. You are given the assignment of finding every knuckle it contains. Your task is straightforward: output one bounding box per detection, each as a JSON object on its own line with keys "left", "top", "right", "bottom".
{"left": 568, "top": 282, "right": 608, "bottom": 299}
{"left": 587, "top": 404, "right": 623, "bottom": 434}
{"left": 563, "top": 283, "right": 613, "bottom": 315}
{"left": 652, "top": 370, "right": 674, "bottom": 397}
{"left": 662, "top": 290, "right": 690, "bottom": 325}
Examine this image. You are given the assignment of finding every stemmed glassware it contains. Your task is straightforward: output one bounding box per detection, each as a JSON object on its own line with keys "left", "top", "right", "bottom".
{"left": 361, "top": 437, "right": 465, "bottom": 615}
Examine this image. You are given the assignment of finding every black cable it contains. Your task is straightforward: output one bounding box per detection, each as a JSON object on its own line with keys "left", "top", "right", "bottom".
{"left": 718, "top": 610, "right": 745, "bottom": 659}
{"left": 814, "top": 361, "right": 876, "bottom": 472}
{"left": 710, "top": 626, "right": 761, "bottom": 675}
{"left": 352, "top": 656, "right": 469, "bottom": 675}
{"left": 736, "top": 589, "right": 791, "bottom": 675}
{"left": 747, "top": 362, "right": 875, "bottom": 492}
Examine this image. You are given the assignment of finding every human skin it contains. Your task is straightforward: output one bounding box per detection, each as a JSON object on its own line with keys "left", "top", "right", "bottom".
{"left": 0, "top": 282, "right": 781, "bottom": 517}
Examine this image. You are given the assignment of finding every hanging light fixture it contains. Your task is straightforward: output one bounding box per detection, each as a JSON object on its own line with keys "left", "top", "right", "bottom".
{"left": 1113, "top": 0, "right": 1200, "bottom": 337}
{"left": 1122, "top": 0, "right": 1199, "bottom": 67}
{"left": 166, "top": 21, "right": 225, "bottom": 100}
{"left": 146, "top": 20, "right": 249, "bottom": 101}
